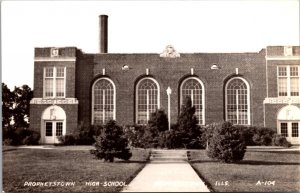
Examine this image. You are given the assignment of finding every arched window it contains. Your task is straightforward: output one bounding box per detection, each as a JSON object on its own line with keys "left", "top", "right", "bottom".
{"left": 225, "top": 77, "right": 250, "bottom": 125}
{"left": 136, "top": 77, "right": 160, "bottom": 124}
{"left": 180, "top": 77, "right": 205, "bottom": 125}
{"left": 92, "top": 78, "right": 116, "bottom": 125}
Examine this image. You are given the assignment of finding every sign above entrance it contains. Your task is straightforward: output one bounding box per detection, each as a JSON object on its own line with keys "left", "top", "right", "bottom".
{"left": 30, "top": 98, "right": 79, "bottom": 104}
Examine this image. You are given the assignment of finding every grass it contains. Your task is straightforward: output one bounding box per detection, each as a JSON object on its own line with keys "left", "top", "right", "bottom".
{"left": 3, "top": 147, "right": 150, "bottom": 193}
{"left": 189, "top": 149, "right": 300, "bottom": 192}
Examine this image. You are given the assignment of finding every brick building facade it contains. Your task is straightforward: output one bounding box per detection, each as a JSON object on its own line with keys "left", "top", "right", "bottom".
{"left": 30, "top": 15, "right": 300, "bottom": 144}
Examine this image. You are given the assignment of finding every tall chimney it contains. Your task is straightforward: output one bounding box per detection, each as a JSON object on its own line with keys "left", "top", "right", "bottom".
{"left": 99, "top": 15, "right": 108, "bottom": 53}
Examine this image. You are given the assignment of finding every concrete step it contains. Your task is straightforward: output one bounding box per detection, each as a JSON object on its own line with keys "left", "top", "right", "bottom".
{"left": 150, "top": 149, "right": 188, "bottom": 162}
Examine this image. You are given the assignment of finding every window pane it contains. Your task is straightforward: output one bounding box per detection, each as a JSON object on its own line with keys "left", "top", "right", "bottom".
{"left": 45, "top": 79, "right": 53, "bottom": 97}
{"left": 278, "top": 67, "right": 287, "bottom": 76}
{"left": 56, "top": 78, "right": 65, "bottom": 97}
{"left": 292, "top": 123, "right": 299, "bottom": 137}
{"left": 290, "top": 77, "right": 299, "bottom": 96}
{"left": 56, "top": 122, "right": 63, "bottom": 136}
{"left": 290, "top": 66, "right": 298, "bottom": 76}
{"left": 278, "top": 78, "right": 288, "bottom": 96}
{"left": 280, "top": 123, "right": 288, "bottom": 137}
{"left": 93, "top": 79, "right": 114, "bottom": 125}
{"left": 181, "top": 79, "right": 203, "bottom": 124}
{"left": 56, "top": 67, "right": 65, "bottom": 77}
{"left": 45, "top": 68, "right": 54, "bottom": 77}
{"left": 226, "top": 78, "right": 249, "bottom": 125}
{"left": 137, "top": 79, "right": 158, "bottom": 124}
{"left": 46, "top": 122, "right": 53, "bottom": 136}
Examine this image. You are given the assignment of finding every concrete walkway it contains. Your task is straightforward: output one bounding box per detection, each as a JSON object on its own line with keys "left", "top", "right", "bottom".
{"left": 122, "top": 150, "right": 210, "bottom": 192}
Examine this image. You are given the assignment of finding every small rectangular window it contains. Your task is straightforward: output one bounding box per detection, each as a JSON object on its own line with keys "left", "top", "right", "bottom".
{"left": 46, "top": 122, "right": 53, "bottom": 136}
{"left": 45, "top": 68, "right": 54, "bottom": 77}
{"left": 292, "top": 123, "right": 299, "bottom": 137}
{"left": 278, "top": 67, "right": 287, "bottom": 76}
{"left": 56, "top": 122, "right": 63, "bottom": 136}
{"left": 280, "top": 123, "right": 288, "bottom": 137}
{"left": 290, "top": 66, "right": 298, "bottom": 76}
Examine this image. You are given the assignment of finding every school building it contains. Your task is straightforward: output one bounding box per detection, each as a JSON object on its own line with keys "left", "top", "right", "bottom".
{"left": 29, "top": 15, "right": 300, "bottom": 144}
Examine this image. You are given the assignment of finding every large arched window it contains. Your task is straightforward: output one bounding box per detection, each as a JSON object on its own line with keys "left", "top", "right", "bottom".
{"left": 136, "top": 77, "right": 160, "bottom": 124}
{"left": 180, "top": 77, "right": 205, "bottom": 125}
{"left": 225, "top": 77, "right": 250, "bottom": 125}
{"left": 92, "top": 78, "right": 116, "bottom": 125}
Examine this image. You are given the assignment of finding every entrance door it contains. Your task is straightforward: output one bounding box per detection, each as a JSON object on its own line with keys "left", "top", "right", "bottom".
{"left": 44, "top": 121, "right": 63, "bottom": 144}
{"left": 279, "top": 122, "right": 300, "bottom": 144}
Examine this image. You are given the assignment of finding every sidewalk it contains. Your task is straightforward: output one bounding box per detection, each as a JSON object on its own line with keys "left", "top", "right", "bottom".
{"left": 122, "top": 150, "right": 210, "bottom": 192}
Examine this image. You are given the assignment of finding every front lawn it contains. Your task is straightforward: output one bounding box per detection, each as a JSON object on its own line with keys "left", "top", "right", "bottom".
{"left": 189, "top": 149, "right": 300, "bottom": 192}
{"left": 3, "top": 147, "right": 150, "bottom": 193}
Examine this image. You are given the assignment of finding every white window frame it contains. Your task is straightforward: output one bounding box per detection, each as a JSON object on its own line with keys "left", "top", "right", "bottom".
{"left": 91, "top": 77, "right": 116, "bottom": 125}
{"left": 135, "top": 77, "right": 160, "bottom": 124}
{"left": 180, "top": 77, "right": 205, "bottom": 125}
{"left": 277, "top": 65, "right": 300, "bottom": 97}
{"left": 278, "top": 121, "right": 300, "bottom": 138}
{"left": 43, "top": 67, "right": 66, "bottom": 98}
{"left": 225, "top": 77, "right": 251, "bottom": 125}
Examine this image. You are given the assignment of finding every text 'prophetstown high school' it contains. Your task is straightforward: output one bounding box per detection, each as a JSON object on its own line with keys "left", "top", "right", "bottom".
{"left": 29, "top": 15, "right": 300, "bottom": 144}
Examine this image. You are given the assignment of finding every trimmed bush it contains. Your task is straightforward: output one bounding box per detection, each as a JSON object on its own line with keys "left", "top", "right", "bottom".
{"left": 58, "top": 124, "right": 103, "bottom": 145}
{"left": 207, "top": 122, "right": 246, "bottom": 163}
{"left": 92, "top": 120, "right": 132, "bottom": 162}
{"left": 148, "top": 109, "right": 168, "bottom": 132}
{"left": 58, "top": 135, "right": 76, "bottom": 145}
{"left": 252, "top": 127, "right": 275, "bottom": 146}
{"left": 124, "top": 125, "right": 146, "bottom": 148}
{"left": 272, "top": 134, "right": 292, "bottom": 147}
{"left": 22, "top": 130, "right": 40, "bottom": 145}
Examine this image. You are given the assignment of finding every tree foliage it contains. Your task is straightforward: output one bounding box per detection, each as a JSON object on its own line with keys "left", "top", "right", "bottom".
{"left": 13, "top": 85, "right": 33, "bottom": 128}
{"left": 2, "top": 83, "right": 14, "bottom": 128}
{"left": 92, "top": 120, "right": 132, "bottom": 162}
{"left": 148, "top": 109, "right": 168, "bottom": 132}
{"left": 176, "top": 96, "right": 204, "bottom": 148}
{"left": 2, "top": 83, "right": 33, "bottom": 129}
{"left": 206, "top": 122, "right": 246, "bottom": 163}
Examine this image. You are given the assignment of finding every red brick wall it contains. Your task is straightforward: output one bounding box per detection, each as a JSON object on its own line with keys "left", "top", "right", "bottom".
{"left": 76, "top": 51, "right": 266, "bottom": 127}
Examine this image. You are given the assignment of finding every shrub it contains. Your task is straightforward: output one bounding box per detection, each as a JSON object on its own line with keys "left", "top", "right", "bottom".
{"left": 92, "top": 120, "right": 132, "bottom": 162}
{"left": 76, "top": 124, "right": 103, "bottom": 145}
{"left": 176, "top": 96, "right": 205, "bottom": 149}
{"left": 252, "top": 127, "right": 275, "bottom": 146}
{"left": 272, "top": 134, "right": 292, "bottom": 147}
{"left": 148, "top": 109, "right": 169, "bottom": 132}
{"left": 58, "top": 124, "right": 104, "bottom": 145}
{"left": 124, "top": 125, "right": 146, "bottom": 148}
{"left": 206, "top": 122, "right": 246, "bottom": 163}
{"left": 2, "top": 127, "right": 40, "bottom": 146}
{"left": 58, "top": 135, "right": 76, "bottom": 145}
{"left": 22, "top": 130, "right": 40, "bottom": 145}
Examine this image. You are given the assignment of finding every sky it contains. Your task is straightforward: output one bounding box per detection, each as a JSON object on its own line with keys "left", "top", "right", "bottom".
{"left": 1, "top": 0, "right": 299, "bottom": 90}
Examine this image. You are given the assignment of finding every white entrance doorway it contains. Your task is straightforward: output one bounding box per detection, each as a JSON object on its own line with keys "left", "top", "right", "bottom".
{"left": 44, "top": 121, "right": 64, "bottom": 144}
{"left": 277, "top": 105, "right": 300, "bottom": 145}
{"left": 41, "top": 105, "right": 66, "bottom": 144}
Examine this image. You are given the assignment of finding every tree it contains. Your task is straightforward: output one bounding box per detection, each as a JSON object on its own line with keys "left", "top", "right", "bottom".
{"left": 2, "top": 83, "right": 14, "bottom": 128}
{"left": 148, "top": 109, "right": 168, "bottom": 132}
{"left": 92, "top": 120, "right": 132, "bottom": 162}
{"left": 206, "top": 122, "right": 246, "bottom": 163}
{"left": 176, "top": 96, "right": 204, "bottom": 148}
{"left": 13, "top": 85, "right": 33, "bottom": 128}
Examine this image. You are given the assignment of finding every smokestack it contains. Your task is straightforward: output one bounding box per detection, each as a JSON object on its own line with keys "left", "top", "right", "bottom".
{"left": 99, "top": 15, "right": 108, "bottom": 53}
